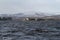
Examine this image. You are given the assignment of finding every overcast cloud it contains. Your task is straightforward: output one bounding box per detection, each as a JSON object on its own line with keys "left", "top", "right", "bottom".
{"left": 0, "top": 0, "right": 59, "bottom": 14}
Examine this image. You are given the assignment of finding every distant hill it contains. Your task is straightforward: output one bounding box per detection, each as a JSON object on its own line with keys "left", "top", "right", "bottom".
{"left": 0, "top": 12, "right": 60, "bottom": 20}
{"left": 41, "top": 15, "right": 60, "bottom": 20}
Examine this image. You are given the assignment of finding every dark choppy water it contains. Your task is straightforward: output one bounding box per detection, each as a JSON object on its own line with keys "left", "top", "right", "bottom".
{"left": 0, "top": 20, "right": 60, "bottom": 40}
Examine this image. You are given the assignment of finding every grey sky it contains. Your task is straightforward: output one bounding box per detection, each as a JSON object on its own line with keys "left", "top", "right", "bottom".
{"left": 0, "top": 0, "right": 59, "bottom": 14}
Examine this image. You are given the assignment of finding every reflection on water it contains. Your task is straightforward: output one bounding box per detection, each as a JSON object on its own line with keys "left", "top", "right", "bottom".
{"left": 0, "top": 20, "right": 60, "bottom": 40}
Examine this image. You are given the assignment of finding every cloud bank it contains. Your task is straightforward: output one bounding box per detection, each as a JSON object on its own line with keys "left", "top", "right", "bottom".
{"left": 0, "top": 0, "right": 59, "bottom": 14}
